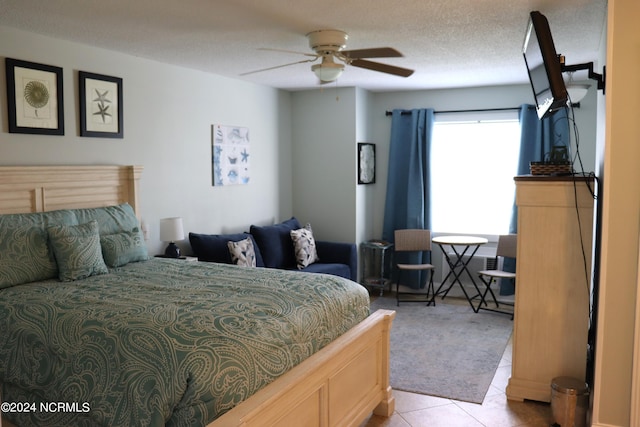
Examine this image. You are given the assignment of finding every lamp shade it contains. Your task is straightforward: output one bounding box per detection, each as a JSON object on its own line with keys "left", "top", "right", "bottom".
{"left": 159, "top": 217, "right": 184, "bottom": 242}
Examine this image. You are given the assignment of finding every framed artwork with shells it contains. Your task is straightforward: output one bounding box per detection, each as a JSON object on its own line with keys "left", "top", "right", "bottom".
{"left": 5, "top": 58, "right": 64, "bottom": 135}
{"left": 212, "top": 124, "right": 251, "bottom": 186}
{"left": 79, "top": 71, "right": 123, "bottom": 138}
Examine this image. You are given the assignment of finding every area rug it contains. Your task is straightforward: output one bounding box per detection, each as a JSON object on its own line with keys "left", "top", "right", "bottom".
{"left": 370, "top": 295, "right": 513, "bottom": 404}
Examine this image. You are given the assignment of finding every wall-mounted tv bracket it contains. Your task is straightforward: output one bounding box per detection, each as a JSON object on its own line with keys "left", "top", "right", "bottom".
{"left": 559, "top": 56, "right": 606, "bottom": 94}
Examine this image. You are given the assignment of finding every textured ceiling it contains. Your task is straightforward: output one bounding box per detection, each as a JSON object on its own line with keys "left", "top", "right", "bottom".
{"left": 0, "top": 0, "right": 607, "bottom": 92}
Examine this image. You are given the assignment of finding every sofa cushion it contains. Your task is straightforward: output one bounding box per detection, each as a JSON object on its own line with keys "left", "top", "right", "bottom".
{"left": 290, "top": 223, "right": 320, "bottom": 269}
{"left": 291, "top": 263, "right": 352, "bottom": 281}
{"left": 227, "top": 237, "right": 257, "bottom": 267}
{"left": 48, "top": 220, "right": 109, "bottom": 281}
{"left": 250, "top": 217, "right": 301, "bottom": 269}
{"left": 189, "top": 232, "right": 264, "bottom": 267}
{"left": 315, "top": 240, "right": 358, "bottom": 282}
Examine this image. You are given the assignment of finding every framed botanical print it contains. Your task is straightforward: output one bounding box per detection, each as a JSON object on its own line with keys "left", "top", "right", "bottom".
{"left": 358, "top": 143, "right": 376, "bottom": 184}
{"left": 79, "top": 71, "right": 123, "bottom": 138}
{"left": 5, "top": 58, "right": 64, "bottom": 135}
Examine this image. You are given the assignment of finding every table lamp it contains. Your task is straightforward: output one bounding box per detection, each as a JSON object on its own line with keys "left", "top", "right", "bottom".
{"left": 159, "top": 217, "right": 184, "bottom": 258}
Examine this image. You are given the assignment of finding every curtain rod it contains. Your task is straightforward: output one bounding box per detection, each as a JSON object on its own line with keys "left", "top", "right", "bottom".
{"left": 384, "top": 106, "right": 532, "bottom": 116}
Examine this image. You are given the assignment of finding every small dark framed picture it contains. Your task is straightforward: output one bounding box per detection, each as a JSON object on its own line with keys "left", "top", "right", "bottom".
{"left": 79, "top": 71, "right": 123, "bottom": 138}
{"left": 358, "top": 143, "right": 376, "bottom": 185}
{"left": 5, "top": 58, "right": 64, "bottom": 135}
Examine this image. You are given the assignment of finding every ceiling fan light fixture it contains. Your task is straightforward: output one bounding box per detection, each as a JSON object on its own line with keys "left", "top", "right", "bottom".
{"left": 311, "top": 62, "right": 344, "bottom": 82}
{"left": 307, "top": 29, "right": 348, "bottom": 52}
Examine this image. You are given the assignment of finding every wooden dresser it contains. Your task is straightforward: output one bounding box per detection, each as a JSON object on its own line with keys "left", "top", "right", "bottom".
{"left": 506, "top": 176, "right": 595, "bottom": 402}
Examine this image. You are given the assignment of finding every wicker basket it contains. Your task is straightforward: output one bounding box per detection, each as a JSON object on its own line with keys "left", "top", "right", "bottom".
{"left": 529, "top": 161, "right": 573, "bottom": 176}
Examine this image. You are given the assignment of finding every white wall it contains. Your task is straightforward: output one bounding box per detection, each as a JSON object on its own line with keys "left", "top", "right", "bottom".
{"left": 290, "top": 87, "right": 358, "bottom": 243}
{"left": 0, "top": 25, "right": 293, "bottom": 256}
{"left": 289, "top": 86, "right": 376, "bottom": 283}
{"left": 355, "top": 88, "right": 376, "bottom": 246}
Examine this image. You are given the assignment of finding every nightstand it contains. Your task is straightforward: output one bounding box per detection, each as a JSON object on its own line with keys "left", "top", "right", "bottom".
{"left": 154, "top": 255, "right": 198, "bottom": 262}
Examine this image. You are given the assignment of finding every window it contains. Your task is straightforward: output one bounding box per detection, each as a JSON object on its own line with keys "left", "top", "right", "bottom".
{"left": 430, "top": 111, "right": 520, "bottom": 236}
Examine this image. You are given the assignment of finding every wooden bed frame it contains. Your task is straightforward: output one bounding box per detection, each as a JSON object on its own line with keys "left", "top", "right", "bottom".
{"left": 0, "top": 165, "right": 396, "bottom": 427}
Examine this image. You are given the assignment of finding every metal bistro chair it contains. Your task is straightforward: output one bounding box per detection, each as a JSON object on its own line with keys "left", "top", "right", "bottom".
{"left": 394, "top": 229, "right": 436, "bottom": 307}
{"left": 476, "top": 234, "right": 517, "bottom": 318}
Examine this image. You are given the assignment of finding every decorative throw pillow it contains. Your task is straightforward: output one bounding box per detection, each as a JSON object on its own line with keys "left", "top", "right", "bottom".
{"left": 227, "top": 237, "right": 257, "bottom": 267}
{"left": 48, "top": 220, "right": 109, "bottom": 281}
{"left": 72, "top": 203, "right": 140, "bottom": 235}
{"left": 100, "top": 228, "right": 150, "bottom": 268}
{"left": 0, "top": 209, "right": 76, "bottom": 289}
{"left": 290, "top": 223, "right": 320, "bottom": 269}
{"left": 249, "top": 217, "right": 301, "bottom": 269}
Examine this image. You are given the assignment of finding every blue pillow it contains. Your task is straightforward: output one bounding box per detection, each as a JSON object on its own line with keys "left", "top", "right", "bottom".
{"left": 189, "top": 232, "right": 264, "bottom": 267}
{"left": 249, "top": 217, "right": 301, "bottom": 269}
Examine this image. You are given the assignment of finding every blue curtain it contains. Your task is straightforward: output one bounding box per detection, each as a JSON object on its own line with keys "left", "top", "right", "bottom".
{"left": 382, "top": 109, "right": 435, "bottom": 288}
{"left": 501, "top": 104, "right": 570, "bottom": 294}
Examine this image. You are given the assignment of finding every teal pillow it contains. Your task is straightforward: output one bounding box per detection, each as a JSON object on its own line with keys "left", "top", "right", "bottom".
{"left": 48, "top": 220, "right": 108, "bottom": 281}
{"left": 72, "top": 203, "right": 140, "bottom": 235}
{"left": 0, "top": 209, "right": 77, "bottom": 288}
{"left": 100, "top": 228, "right": 150, "bottom": 268}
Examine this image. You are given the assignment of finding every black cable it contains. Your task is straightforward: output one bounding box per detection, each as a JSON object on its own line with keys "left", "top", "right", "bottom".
{"left": 565, "top": 101, "right": 598, "bottom": 342}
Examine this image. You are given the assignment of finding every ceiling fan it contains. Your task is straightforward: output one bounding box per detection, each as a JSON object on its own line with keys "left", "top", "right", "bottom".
{"left": 241, "top": 29, "right": 415, "bottom": 83}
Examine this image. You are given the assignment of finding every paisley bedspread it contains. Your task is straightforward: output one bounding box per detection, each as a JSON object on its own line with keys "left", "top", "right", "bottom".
{"left": 0, "top": 258, "right": 370, "bottom": 426}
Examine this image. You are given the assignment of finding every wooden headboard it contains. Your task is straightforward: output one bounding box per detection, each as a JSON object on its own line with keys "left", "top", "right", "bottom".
{"left": 0, "top": 165, "right": 143, "bottom": 215}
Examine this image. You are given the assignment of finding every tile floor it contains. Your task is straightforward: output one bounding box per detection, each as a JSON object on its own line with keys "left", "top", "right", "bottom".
{"left": 361, "top": 297, "right": 553, "bottom": 427}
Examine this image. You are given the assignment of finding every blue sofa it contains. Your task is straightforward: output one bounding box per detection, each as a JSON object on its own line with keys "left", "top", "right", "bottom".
{"left": 189, "top": 217, "right": 357, "bottom": 282}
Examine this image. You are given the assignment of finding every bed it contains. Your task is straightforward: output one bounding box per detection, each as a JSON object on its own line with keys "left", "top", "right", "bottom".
{"left": 0, "top": 165, "right": 395, "bottom": 427}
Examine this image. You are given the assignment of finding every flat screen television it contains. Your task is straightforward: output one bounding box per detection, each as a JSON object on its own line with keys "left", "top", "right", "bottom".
{"left": 523, "top": 11, "right": 568, "bottom": 119}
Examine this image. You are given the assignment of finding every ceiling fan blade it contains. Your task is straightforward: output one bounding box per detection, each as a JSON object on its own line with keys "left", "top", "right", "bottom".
{"left": 341, "top": 47, "right": 403, "bottom": 59}
{"left": 350, "top": 59, "right": 414, "bottom": 77}
{"left": 258, "top": 47, "right": 319, "bottom": 58}
{"left": 239, "top": 58, "right": 318, "bottom": 76}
